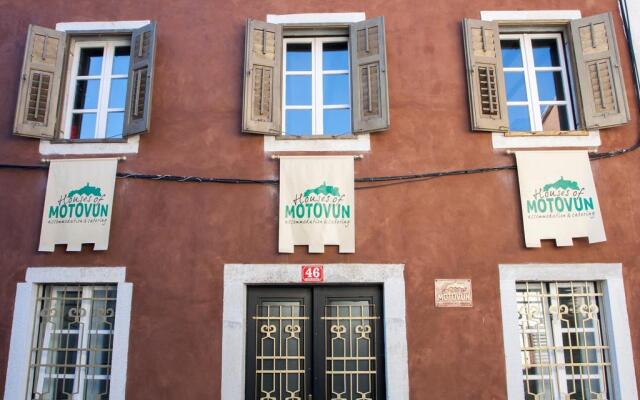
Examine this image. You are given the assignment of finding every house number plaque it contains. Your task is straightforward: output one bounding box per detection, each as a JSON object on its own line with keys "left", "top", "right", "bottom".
{"left": 434, "top": 279, "right": 473, "bottom": 307}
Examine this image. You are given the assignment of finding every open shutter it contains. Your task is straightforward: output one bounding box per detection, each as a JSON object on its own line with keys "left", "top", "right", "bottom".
{"left": 13, "top": 25, "right": 66, "bottom": 139}
{"left": 462, "top": 19, "right": 509, "bottom": 132}
{"left": 350, "top": 17, "right": 389, "bottom": 134}
{"left": 242, "top": 20, "right": 282, "bottom": 135}
{"left": 571, "top": 13, "right": 630, "bottom": 129}
{"left": 124, "top": 22, "right": 157, "bottom": 136}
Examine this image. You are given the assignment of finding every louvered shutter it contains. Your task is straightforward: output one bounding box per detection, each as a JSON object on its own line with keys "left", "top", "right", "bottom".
{"left": 462, "top": 19, "right": 509, "bottom": 132}
{"left": 571, "top": 13, "right": 630, "bottom": 129}
{"left": 124, "top": 22, "right": 157, "bottom": 136}
{"left": 242, "top": 20, "right": 282, "bottom": 135}
{"left": 13, "top": 25, "right": 66, "bottom": 139}
{"left": 350, "top": 17, "right": 389, "bottom": 133}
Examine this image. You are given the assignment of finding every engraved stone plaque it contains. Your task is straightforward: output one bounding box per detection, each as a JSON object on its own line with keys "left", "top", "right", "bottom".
{"left": 435, "top": 279, "right": 473, "bottom": 308}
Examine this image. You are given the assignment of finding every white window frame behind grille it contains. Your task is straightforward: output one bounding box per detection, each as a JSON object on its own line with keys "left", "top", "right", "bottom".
{"left": 62, "top": 39, "right": 131, "bottom": 140}
{"left": 282, "top": 37, "right": 351, "bottom": 136}
{"left": 3, "top": 267, "right": 132, "bottom": 400}
{"left": 499, "top": 263, "right": 638, "bottom": 400}
{"left": 501, "top": 32, "right": 576, "bottom": 132}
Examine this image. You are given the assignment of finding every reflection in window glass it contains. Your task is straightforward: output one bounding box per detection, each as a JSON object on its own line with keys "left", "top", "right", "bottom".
{"left": 508, "top": 106, "right": 531, "bottom": 131}
{"left": 77, "top": 48, "right": 104, "bottom": 76}
{"left": 106, "top": 112, "right": 125, "bottom": 138}
{"left": 73, "top": 80, "right": 101, "bottom": 109}
{"left": 540, "top": 105, "right": 570, "bottom": 130}
{"left": 323, "top": 74, "right": 350, "bottom": 105}
{"left": 323, "top": 42, "right": 349, "bottom": 70}
{"left": 535, "top": 71, "right": 565, "bottom": 101}
{"left": 286, "top": 75, "right": 313, "bottom": 105}
{"left": 108, "top": 78, "right": 128, "bottom": 108}
{"left": 324, "top": 109, "right": 351, "bottom": 135}
{"left": 112, "top": 46, "right": 131, "bottom": 75}
{"left": 71, "top": 113, "right": 97, "bottom": 139}
{"left": 505, "top": 72, "right": 528, "bottom": 101}
{"left": 532, "top": 39, "right": 560, "bottom": 67}
{"left": 287, "top": 43, "right": 312, "bottom": 71}
{"left": 286, "top": 109, "right": 312, "bottom": 136}
{"left": 501, "top": 40, "right": 523, "bottom": 68}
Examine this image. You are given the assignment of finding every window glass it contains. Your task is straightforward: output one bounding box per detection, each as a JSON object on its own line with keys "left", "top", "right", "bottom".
{"left": 540, "top": 105, "right": 570, "bottom": 130}
{"left": 111, "top": 46, "right": 130, "bottom": 74}
{"left": 71, "top": 113, "right": 97, "bottom": 139}
{"left": 287, "top": 43, "right": 312, "bottom": 71}
{"left": 535, "top": 71, "right": 565, "bottom": 101}
{"left": 507, "top": 106, "right": 531, "bottom": 131}
{"left": 284, "top": 38, "right": 351, "bottom": 136}
{"left": 532, "top": 39, "right": 561, "bottom": 67}
{"left": 77, "top": 48, "right": 104, "bottom": 76}
{"left": 501, "top": 40, "right": 523, "bottom": 68}
{"left": 285, "top": 109, "right": 312, "bottom": 135}
{"left": 505, "top": 72, "right": 528, "bottom": 101}
{"left": 323, "top": 42, "right": 349, "bottom": 70}
{"left": 73, "top": 80, "right": 101, "bottom": 109}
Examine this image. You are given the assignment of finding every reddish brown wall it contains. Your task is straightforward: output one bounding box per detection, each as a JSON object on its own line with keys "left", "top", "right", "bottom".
{"left": 0, "top": 0, "right": 639, "bottom": 398}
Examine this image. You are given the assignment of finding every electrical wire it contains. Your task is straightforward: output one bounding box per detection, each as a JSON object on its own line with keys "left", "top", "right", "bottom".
{"left": 1, "top": 5, "right": 638, "bottom": 188}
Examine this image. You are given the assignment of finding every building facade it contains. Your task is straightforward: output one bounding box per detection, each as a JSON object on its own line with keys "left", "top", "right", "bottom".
{"left": 0, "top": 0, "right": 639, "bottom": 399}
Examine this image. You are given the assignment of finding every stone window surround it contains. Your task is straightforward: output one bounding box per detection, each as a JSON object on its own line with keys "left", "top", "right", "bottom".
{"left": 499, "top": 263, "right": 638, "bottom": 400}
{"left": 3, "top": 267, "right": 132, "bottom": 400}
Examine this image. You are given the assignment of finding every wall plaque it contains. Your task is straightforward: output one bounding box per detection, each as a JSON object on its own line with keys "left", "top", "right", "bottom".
{"left": 435, "top": 279, "right": 473, "bottom": 308}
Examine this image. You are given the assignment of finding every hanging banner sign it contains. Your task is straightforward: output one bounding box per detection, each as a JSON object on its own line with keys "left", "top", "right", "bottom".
{"left": 515, "top": 151, "right": 605, "bottom": 247}
{"left": 39, "top": 158, "right": 118, "bottom": 252}
{"left": 279, "top": 156, "right": 355, "bottom": 253}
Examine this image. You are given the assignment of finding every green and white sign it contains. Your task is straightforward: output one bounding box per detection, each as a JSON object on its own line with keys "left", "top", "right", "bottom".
{"left": 39, "top": 158, "right": 118, "bottom": 252}
{"left": 516, "top": 151, "right": 606, "bottom": 247}
{"left": 279, "top": 156, "right": 355, "bottom": 253}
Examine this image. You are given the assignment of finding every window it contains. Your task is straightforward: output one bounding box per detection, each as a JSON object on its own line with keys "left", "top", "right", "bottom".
{"left": 246, "top": 286, "right": 385, "bottom": 399}
{"left": 517, "top": 281, "right": 609, "bottom": 399}
{"left": 242, "top": 17, "right": 389, "bottom": 139}
{"left": 499, "top": 264, "right": 638, "bottom": 400}
{"left": 13, "top": 22, "right": 156, "bottom": 143}
{"left": 283, "top": 38, "right": 351, "bottom": 136}
{"left": 29, "top": 284, "right": 118, "bottom": 399}
{"left": 3, "top": 267, "right": 132, "bottom": 400}
{"left": 63, "top": 40, "right": 131, "bottom": 140}
{"left": 463, "top": 13, "right": 630, "bottom": 136}
{"left": 501, "top": 34, "right": 575, "bottom": 132}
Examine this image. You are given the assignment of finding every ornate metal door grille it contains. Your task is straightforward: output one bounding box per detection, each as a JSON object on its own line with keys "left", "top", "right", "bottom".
{"left": 246, "top": 286, "right": 385, "bottom": 400}
{"left": 28, "top": 284, "right": 117, "bottom": 400}
{"left": 516, "top": 281, "right": 611, "bottom": 400}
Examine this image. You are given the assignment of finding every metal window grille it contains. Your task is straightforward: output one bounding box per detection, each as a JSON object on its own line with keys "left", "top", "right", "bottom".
{"left": 516, "top": 281, "right": 610, "bottom": 400}
{"left": 28, "top": 284, "right": 117, "bottom": 400}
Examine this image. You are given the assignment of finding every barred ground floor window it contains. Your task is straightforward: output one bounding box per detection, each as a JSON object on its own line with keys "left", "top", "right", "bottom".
{"left": 500, "top": 264, "right": 638, "bottom": 400}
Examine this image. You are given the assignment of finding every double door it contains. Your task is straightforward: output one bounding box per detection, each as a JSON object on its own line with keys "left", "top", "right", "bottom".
{"left": 246, "top": 286, "right": 385, "bottom": 400}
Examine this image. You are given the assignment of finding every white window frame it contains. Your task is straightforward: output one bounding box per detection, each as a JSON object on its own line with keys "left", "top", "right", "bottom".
{"left": 221, "top": 263, "right": 410, "bottom": 399}
{"left": 3, "top": 267, "right": 133, "bottom": 400}
{"left": 481, "top": 10, "right": 602, "bottom": 150}
{"left": 39, "top": 20, "right": 150, "bottom": 156}
{"left": 282, "top": 36, "right": 351, "bottom": 136}
{"left": 62, "top": 39, "right": 131, "bottom": 140}
{"left": 501, "top": 32, "right": 576, "bottom": 132}
{"left": 264, "top": 12, "right": 371, "bottom": 152}
{"left": 499, "top": 263, "right": 638, "bottom": 400}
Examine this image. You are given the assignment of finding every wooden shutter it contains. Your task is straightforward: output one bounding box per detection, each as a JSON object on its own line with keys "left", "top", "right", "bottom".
{"left": 13, "top": 25, "right": 66, "bottom": 139}
{"left": 350, "top": 17, "right": 389, "bottom": 134}
{"left": 462, "top": 19, "right": 509, "bottom": 132}
{"left": 124, "top": 22, "right": 157, "bottom": 136}
{"left": 242, "top": 20, "right": 282, "bottom": 135}
{"left": 571, "top": 13, "right": 630, "bottom": 129}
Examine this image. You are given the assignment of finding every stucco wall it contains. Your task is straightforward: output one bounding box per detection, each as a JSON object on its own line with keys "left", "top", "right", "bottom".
{"left": 0, "top": 0, "right": 638, "bottom": 398}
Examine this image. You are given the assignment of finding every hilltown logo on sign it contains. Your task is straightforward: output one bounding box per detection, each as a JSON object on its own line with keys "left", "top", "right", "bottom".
{"left": 525, "top": 177, "right": 596, "bottom": 219}
{"left": 515, "top": 151, "right": 605, "bottom": 247}
{"left": 46, "top": 183, "right": 110, "bottom": 224}
{"left": 39, "top": 158, "right": 118, "bottom": 252}
{"left": 283, "top": 182, "right": 351, "bottom": 227}
{"left": 279, "top": 156, "right": 355, "bottom": 253}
